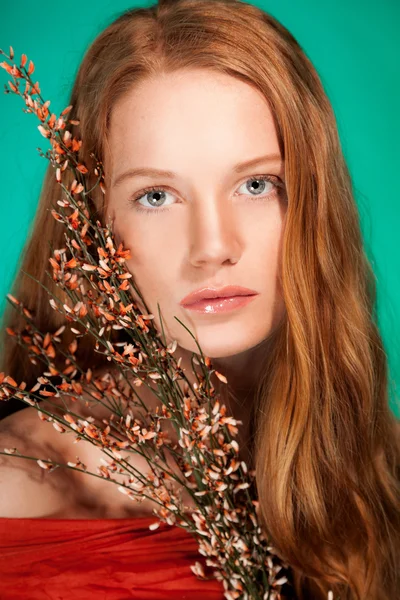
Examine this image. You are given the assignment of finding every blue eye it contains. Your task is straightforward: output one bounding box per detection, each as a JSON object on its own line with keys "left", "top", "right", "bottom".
{"left": 129, "top": 174, "right": 284, "bottom": 214}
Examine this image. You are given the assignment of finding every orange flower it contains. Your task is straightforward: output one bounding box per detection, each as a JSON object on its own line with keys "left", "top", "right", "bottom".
{"left": 76, "top": 163, "right": 88, "bottom": 174}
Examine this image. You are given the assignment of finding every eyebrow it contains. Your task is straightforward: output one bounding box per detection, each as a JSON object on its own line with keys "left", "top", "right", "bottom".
{"left": 112, "top": 152, "right": 284, "bottom": 188}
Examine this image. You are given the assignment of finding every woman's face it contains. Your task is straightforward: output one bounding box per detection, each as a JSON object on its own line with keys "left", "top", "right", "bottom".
{"left": 106, "top": 68, "right": 287, "bottom": 359}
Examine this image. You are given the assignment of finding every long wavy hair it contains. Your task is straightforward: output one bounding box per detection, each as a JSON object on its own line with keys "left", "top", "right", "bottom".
{"left": 1, "top": 0, "right": 399, "bottom": 597}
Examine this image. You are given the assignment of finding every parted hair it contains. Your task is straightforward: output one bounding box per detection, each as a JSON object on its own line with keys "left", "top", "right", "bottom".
{"left": 1, "top": 1, "right": 399, "bottom": 598}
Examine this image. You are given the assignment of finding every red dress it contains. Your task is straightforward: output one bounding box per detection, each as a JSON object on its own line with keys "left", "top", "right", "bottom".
{"left": 0, "top": 515, "right": 225, "bottom": 599}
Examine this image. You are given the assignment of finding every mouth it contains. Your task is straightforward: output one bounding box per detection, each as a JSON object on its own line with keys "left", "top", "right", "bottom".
{"left": 180, "top": 293, "right": 258, "bottom": 314}
{"left": 179, "top": 285, "right": 258, "bottom": 308}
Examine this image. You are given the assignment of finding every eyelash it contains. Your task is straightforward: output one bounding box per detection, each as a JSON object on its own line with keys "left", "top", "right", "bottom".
{"left": 128, "top": 174, "right": 284, "bottom": 214}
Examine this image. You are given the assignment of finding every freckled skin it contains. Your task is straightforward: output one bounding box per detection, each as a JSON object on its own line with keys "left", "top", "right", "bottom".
{"left": 106, "top": 68, "right": 287, "bottom": 404}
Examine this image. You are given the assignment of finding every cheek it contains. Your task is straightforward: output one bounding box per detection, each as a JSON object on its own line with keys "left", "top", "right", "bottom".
{"left": 254, "top": 220, "right": 283, "bottom": 273}
{"left": 110, "top": 218, "right": 154, "bottom": 310}
{"left": 113, "top": 209, "right": 182, "bottom": 279}
{"left": 114, "top": 219, "right": 160, "bottom": 280}
{"left": 121, "top": 231, "right": 176, "bottom": 313}
{"left": 251, "top": 222, "right": 284, "bottom": 310}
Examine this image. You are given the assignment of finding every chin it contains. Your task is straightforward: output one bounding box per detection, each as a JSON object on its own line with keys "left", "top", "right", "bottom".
{"left": 177, "top": 332, "right": 269, "bottom": 360}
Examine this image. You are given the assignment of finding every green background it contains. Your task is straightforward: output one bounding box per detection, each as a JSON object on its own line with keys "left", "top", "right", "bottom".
{"left": 0, "top": 0, "right": 399, "bottom": 417}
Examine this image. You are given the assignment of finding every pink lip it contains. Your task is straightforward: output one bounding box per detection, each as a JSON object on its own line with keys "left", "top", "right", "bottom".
{"left": 180, "top": 285, "right": 259, "bottom": 310}
{"left": 182, "top": 294, "right": 257, "bottom": 314}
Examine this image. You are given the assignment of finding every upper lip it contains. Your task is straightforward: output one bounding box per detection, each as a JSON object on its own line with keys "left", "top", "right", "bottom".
{"left": 180, "top": 285, "right": 258, "bottom": 306}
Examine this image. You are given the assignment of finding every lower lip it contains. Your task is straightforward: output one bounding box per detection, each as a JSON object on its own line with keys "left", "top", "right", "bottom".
{"left": 181, "top": 295, "right": 257, "bottom": 314}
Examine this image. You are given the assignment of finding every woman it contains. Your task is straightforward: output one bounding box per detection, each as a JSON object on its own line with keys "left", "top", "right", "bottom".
{"left": 0, "top": 0, "right": 399, "bottom": 598}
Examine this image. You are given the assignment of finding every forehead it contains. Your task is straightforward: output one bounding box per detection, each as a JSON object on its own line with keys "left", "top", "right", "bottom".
{"left": 107, "top": 69, "right": 280, "bottom": 176}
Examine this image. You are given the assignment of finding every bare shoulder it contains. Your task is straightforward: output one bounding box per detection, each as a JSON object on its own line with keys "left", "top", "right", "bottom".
{"left": 0, "top": 407, "right": 78, "bottom": 518}
{"left": 0, "top": 375, "right": 194, "bottom": 519}
{"left": 0, "top": 397, "right": 169, "bottom": 519}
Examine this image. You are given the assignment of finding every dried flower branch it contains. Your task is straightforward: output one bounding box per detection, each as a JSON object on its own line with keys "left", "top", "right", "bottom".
{"left": 0, "top": 46, "right": 335, "bottom": 600}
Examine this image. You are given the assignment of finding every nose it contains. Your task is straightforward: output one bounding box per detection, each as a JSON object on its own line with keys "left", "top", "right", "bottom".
{"left": 187, "top": 196, "right": 242, "bottom": 268}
